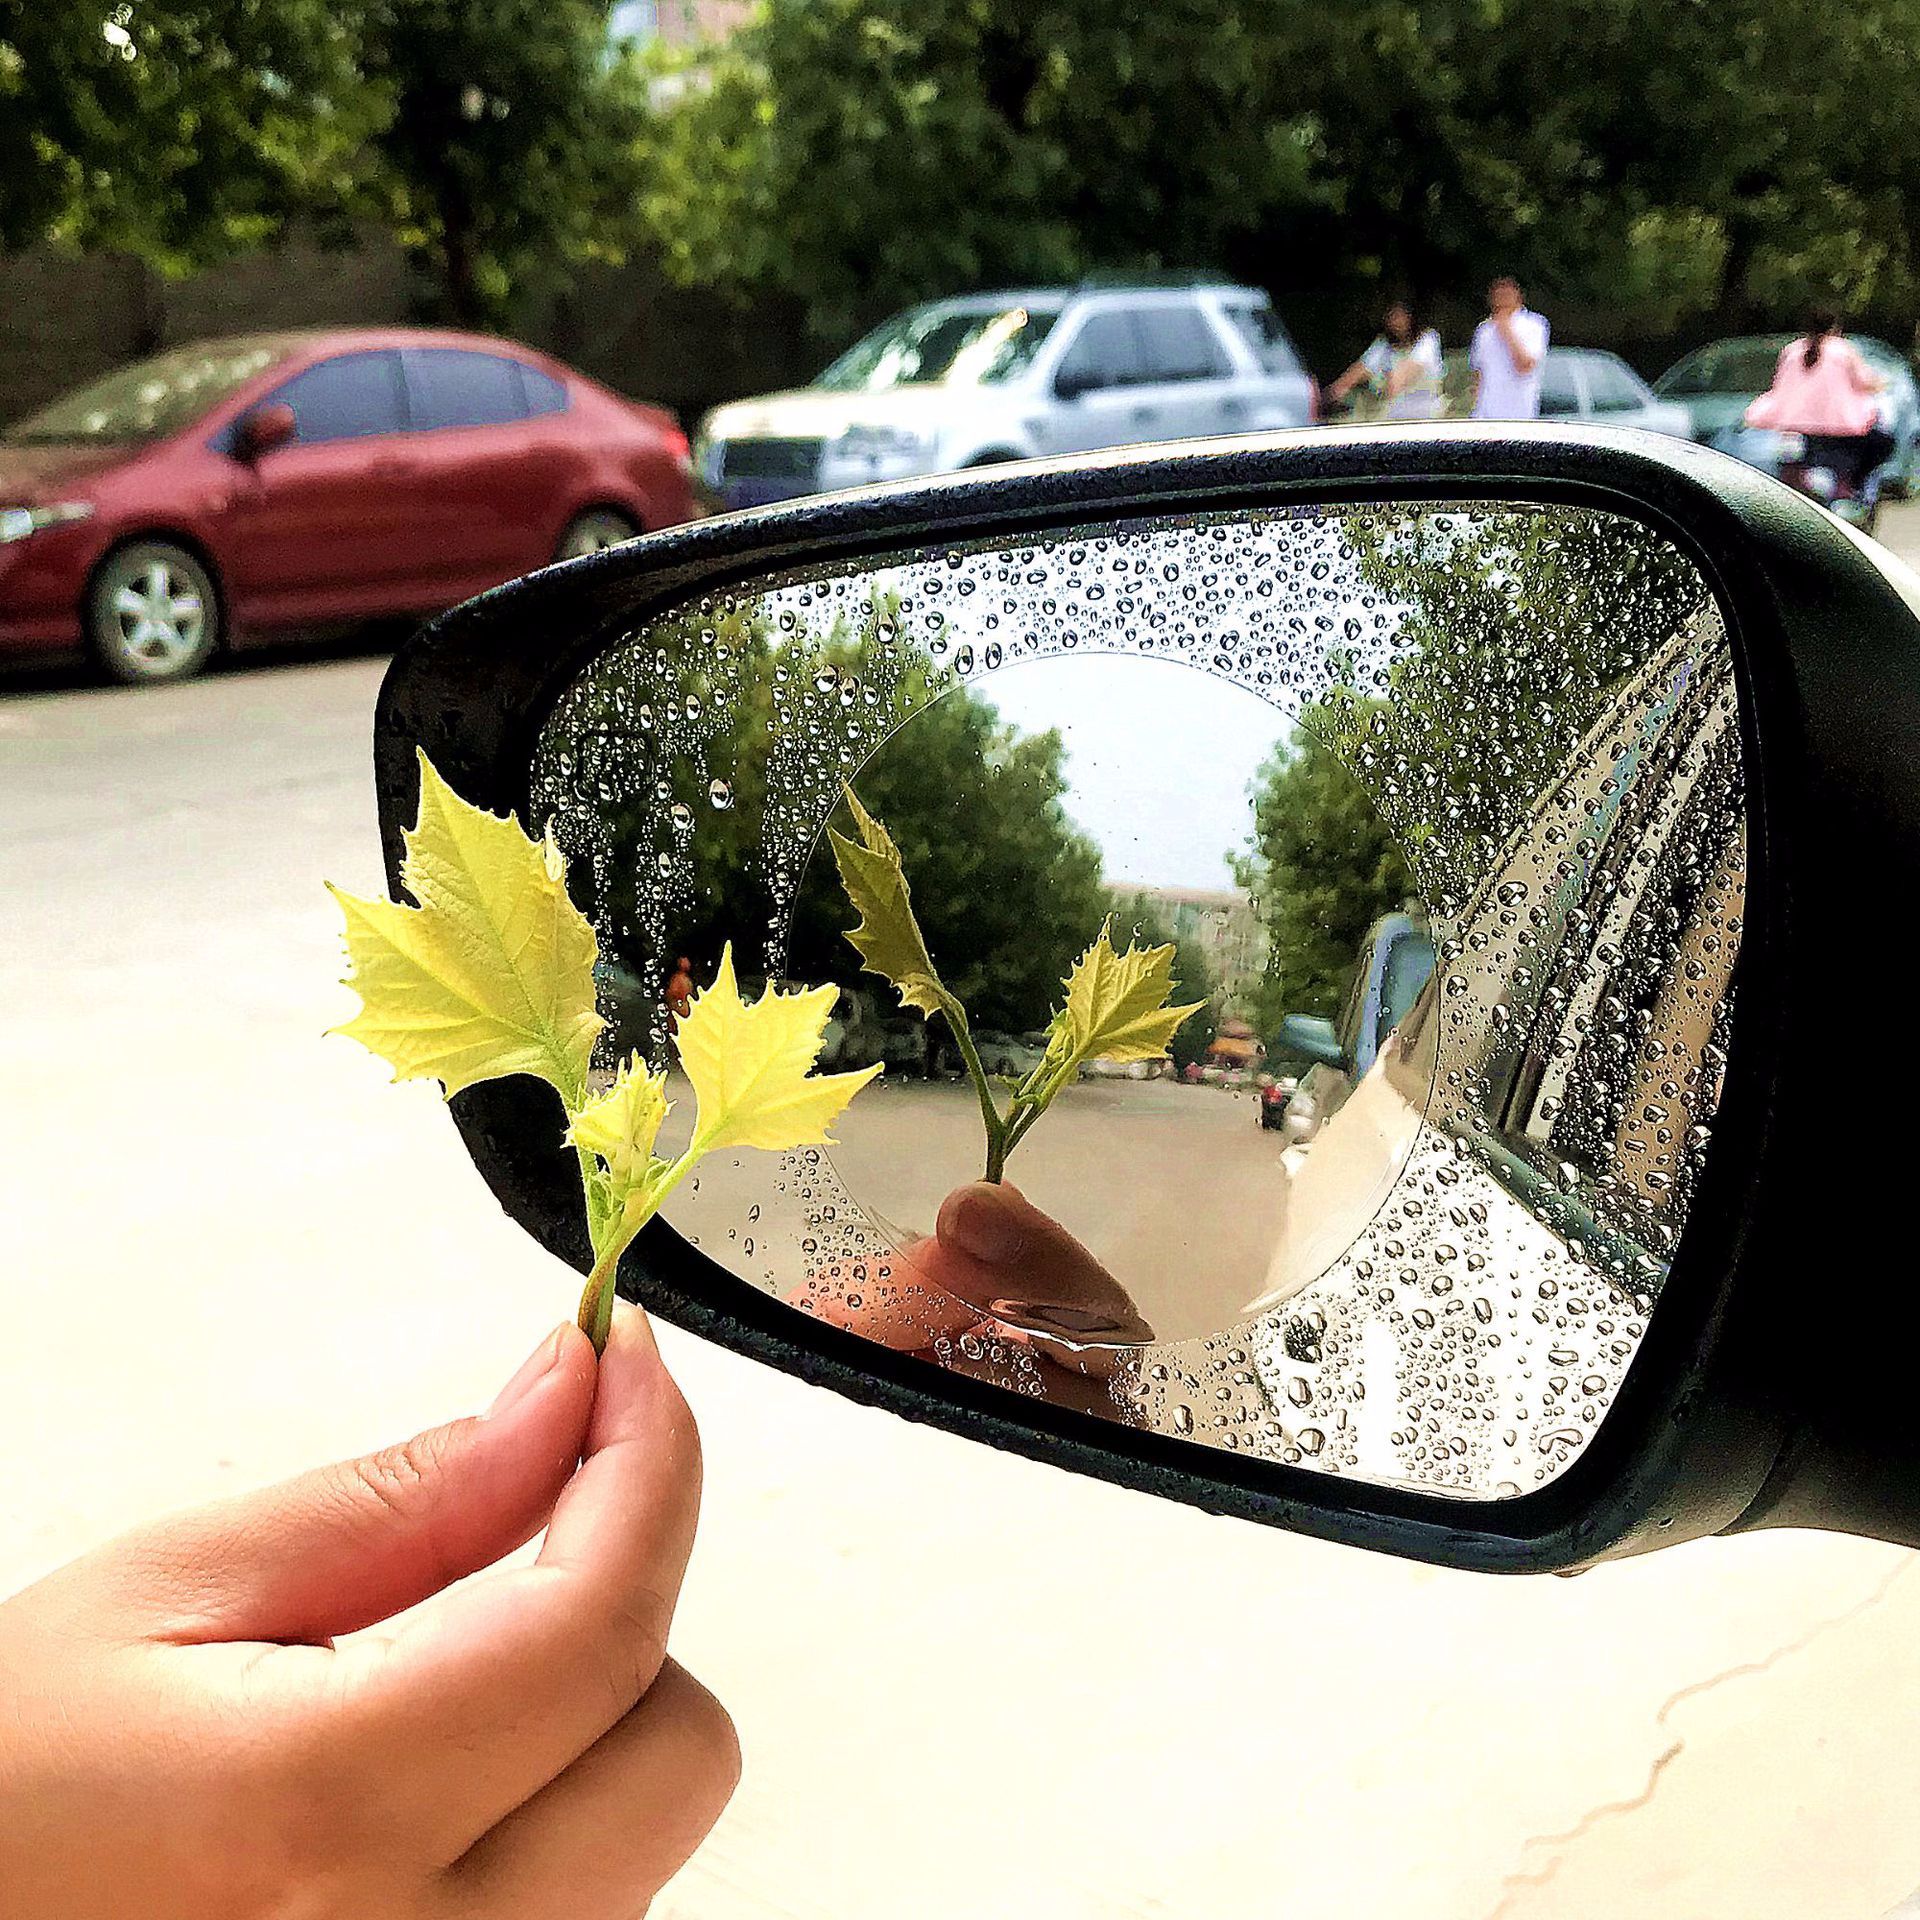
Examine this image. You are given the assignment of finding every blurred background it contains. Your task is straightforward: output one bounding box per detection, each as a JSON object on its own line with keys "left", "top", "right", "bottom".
{"left": 6, "top": 0, "right": 1920, "bottom": 424}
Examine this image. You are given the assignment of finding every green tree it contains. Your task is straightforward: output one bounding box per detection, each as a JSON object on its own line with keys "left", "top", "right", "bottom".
{"left": 1114, "top": 893, "right": 1220, "bottom": 1070}
{"left": 0, "top": 1, "right": 378, "bottom": 265}
{"left": 1235, "top": 725, "right": 1414, "bottom": 1032}
{"left": 635, "top": 0, "right": 1920, "bottom": 360}
{"left": 634, "top": 0, "right": 1328, "bottom": 340}
{"left": 1236, "top": 506, "right": 1707, "bottom": 1026}
{"left": 356, "top": 0, "right": 651, "bottom": 325}
{"left": 786, "top": 685, "right": 1110, "bottom": 1038}
{"left": 539, "top": 599, "right": 1114, "bottom": 1048}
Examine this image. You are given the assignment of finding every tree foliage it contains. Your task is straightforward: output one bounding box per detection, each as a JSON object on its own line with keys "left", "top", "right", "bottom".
{"left": 0, "top": 1, "right": 377, "bottom": 265}
{"left": 786, "top": 682, "right": 1110, "bottom": 1037}
{"left": 547, "top": 604, "right": 1113, "bottom": 1048}
{"left": 0, "top": 0, "right": 647, "bottom": 325}
{"left": 1112, "top": 893, "right": 1221, "bottom": 1071}
{"left": 634, "top": 0, "right": 1329, "bottom": 339}
{"left": 1237, "top": 508, "right": 1708, "bottom": 1028}
{"left": 354, "top": 0, "right": 651, "bottom": 324}
{"left": 639, "top": 0, "right": 1920, "bottom": 354}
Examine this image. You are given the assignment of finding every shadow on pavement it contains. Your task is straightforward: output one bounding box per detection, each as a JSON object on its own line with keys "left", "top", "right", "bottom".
{"left": 0, "top": 618, "right": 414, "bottom": 698}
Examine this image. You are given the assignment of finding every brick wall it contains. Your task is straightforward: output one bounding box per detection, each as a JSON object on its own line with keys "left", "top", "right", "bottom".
{"left": 0, "top": 233, "right": 816, "bottom": 432}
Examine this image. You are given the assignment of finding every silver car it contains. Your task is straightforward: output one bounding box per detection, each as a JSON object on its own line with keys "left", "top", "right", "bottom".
{"left": 1534, "top": 348, "right": 1695, "bottom": 436}
{"left": 695, "top": 280, "right": 1317, "bottom": 510}
{"left": 1429, "top": 347, "right": 1694, "bottom": 436}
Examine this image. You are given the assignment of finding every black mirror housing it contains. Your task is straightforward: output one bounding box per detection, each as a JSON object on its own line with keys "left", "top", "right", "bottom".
{"left": 368, "top": 425, "right": 1920, "bottom": 1572}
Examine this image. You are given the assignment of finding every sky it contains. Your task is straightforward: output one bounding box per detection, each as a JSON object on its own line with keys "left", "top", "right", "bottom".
{"left": 974, "top": 651, "right": 1290, "bottom": 891}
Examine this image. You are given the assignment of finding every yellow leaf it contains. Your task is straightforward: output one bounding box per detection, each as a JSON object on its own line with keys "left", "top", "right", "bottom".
{"left": 1062, "top": 919, "right": 1207, "bottom": 1064}
{"left": 677, "top": 944, "right": 880, "bottom": 1155}
{"left": 328, "top": 751, "right": 603, "bottom": 1103}
{"left": 825, "top": 786, "right": 966, "bottom": 1028}
{"left": 568, "top": 1053, "right": 670, "bottom": 1212}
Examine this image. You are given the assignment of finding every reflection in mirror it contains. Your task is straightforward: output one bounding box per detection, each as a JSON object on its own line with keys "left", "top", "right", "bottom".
{"left": 530, "top": 504, "right": 1744, "bottom": 1500}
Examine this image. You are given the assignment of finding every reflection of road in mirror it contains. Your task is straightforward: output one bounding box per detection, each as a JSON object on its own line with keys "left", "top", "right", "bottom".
{"left": 533, "top": 499, "right": 1746, "bottom": 1501}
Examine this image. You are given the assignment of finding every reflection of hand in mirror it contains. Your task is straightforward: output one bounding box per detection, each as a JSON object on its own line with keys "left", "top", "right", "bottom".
{"left": 792, "top": 1182, "right": 1152, "bottom": 1386}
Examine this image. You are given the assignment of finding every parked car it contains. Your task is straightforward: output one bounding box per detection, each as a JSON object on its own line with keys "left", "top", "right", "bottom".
{"left": 1423, "top": 347, "right": 1692, "bottom": 435}
{"left": 1653, "top": 332, "right": 1920, "bottom": 495}
{"left": 695, "top": 279, "right": 1317, "bottom": 511}
{"left": 972, "top": 1030, "right": 1053, "bottom": 1079}
{"left": 1268, "top": 910, "right": 1437, "bottom": 1151}
{"left": 0, "top": 328, "right": 697, "bottom": 684}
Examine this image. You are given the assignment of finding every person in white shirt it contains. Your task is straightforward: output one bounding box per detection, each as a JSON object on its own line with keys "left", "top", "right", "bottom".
{"left": 1469, "top": 276, "right": 1550, "bottom": 420}
{"left": 1326, "top": 300, "right": 1445, "bottom": 421}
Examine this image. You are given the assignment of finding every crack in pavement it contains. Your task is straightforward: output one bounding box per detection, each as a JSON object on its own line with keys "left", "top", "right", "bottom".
{"left": 1484, "top": 1555, "right": 1916, "bottom": 1919}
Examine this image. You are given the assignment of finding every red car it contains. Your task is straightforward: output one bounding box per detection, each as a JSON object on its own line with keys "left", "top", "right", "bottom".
{"left": 0, "top": 327, "right": 698, "bottom": 684}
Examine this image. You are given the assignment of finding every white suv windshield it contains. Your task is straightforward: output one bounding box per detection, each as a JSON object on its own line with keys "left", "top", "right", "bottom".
{"left": 818, "top": 304, "right": 1059, "bottom": 390}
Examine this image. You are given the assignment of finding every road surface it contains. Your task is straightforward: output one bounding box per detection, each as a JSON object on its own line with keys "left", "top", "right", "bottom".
{"left": 5, "top": 507, "right": 1920, "bottom": 1918}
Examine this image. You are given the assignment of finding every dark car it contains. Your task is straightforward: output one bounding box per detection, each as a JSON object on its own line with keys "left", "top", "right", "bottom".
{"left": 0, "top": 328, "right": 698, "bottom": 684}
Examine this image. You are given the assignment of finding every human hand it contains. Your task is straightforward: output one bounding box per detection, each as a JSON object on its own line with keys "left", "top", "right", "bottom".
{"left": 912, "top": 1181, "right": 1156, "bottom": 1352}
{"left": 794, "top": 1181, "right": 1153, "bottom": 1372}
{"left": 0, "top": 1306, "right": 737, "bottom": 1920}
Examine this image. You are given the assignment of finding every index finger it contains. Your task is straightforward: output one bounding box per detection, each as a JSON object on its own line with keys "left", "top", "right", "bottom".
{"left": 327, "top": 1304, "right": 704, "bottom": 1856}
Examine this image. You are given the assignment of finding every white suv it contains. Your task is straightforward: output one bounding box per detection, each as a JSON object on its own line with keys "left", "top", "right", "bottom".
{"left": 694, "top": 280, "right": 1318, "bottom": 510}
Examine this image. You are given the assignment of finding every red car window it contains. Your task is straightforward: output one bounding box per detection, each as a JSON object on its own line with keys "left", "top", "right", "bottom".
{"left": 403, "top": 349, "right": 527, "bottom": 431}
{"left": 268, "top": 351, "right": 407, "bottom": 444}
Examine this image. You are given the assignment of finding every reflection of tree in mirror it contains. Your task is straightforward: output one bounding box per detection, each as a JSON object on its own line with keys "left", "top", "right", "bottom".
{"left": 533, "top": 591, "right": 1113, "bottom": 1059}
{"left": 1234, "top": 723, "right": 1414, "bottom": 1030}
{"left": 788, "top": 694, "right": 1108, "bottom": 1040}
{"left": 1236, "top": 508, "right": 1709, "bottom": 1029}
{"left": 1110, "top": 892, "right": 1222, "bottom": 1070}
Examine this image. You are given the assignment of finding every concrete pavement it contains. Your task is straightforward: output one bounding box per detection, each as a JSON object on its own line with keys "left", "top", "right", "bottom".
{"left": 5, "top": 511, "right": 1920, "bottom": 1917}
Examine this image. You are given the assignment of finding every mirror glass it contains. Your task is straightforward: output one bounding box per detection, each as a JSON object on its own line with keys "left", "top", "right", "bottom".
{"left": 529, "top": 503, "right": 1744, "bottom": 1500}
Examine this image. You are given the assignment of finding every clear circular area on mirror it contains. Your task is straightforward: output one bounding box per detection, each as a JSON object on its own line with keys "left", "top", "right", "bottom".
{"left": 529, "top": 502, "right": 1744, "bottom": 1501}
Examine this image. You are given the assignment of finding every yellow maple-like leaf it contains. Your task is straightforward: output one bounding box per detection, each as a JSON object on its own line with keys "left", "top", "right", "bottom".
{"left": 825, "top": 786, "right": 965, "bottom": 1028}
{"left": 678, "top": 944, "right": 880, "bottom": 1155}
{"left": 1062, "top": 919, "right": 1206, "bottom": 1064}
{"left": 568, "top": 1053, "right": 670, "bottom": 1209}
{"left": 328, "top": 750, "right": 603, "bottom": 1104}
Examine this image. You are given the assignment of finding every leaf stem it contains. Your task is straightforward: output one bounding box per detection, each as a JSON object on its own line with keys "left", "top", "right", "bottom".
{"left": 944, "top": 1011, "right": 1011, "bottom": 1181}
{"left": 575, "top": 1228, "right": 630, "bottom": 1353}
{"left": 571, "top": 1146, "right": 703, "bottom": 1355}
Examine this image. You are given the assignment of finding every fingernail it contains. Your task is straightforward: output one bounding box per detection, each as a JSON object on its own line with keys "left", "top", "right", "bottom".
{"left": 489, "top": 1325, "right": 568, "bottom": 1417}
{"left": 944, "top": 1188, "right": 1025, "bottom": 1265}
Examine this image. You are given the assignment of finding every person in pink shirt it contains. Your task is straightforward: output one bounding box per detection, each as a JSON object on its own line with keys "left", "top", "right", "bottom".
{"left": 1746, "top": 311, "right": 1892, "bottom": 494}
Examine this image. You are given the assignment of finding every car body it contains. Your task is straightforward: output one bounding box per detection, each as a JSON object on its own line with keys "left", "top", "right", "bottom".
{"left": 1270, "top": 911, "right": 1438, "bottom": 1151}
{"left": 972, "top": 1030, "right": 1053, "bottom": 1079}
{"left": 1424, "top": 346, "right": 1693, "bottom": 435}
{"left": 0, "top": 327, "right": 697, "bottom": 679}
{"left": 695, "top": 281, "right": 1317, "bottom": 511}
{"left": 1250, "top": 609, "right": 1733, "bottom": 1369}
{"left": 1653, "top": 332, "right": 1920, "bottom": 493}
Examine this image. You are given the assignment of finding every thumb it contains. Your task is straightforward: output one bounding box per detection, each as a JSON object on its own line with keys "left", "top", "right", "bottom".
{"left": 82, "top": 1323, "right": 599, "bottom": 1647}
{"left": 924, "top": 1181, "right": 1157, "bottom": 1348}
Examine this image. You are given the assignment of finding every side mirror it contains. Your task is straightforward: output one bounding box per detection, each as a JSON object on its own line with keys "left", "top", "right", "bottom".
{"left": 1273, "top": 1013, "right": 1347, "bottom": 1070}
{"left": 233, "top": 401, "right": 296, "bottom": 461}
{"left": 1053, "top": 366, "right": 1098, "bottom": 402}
{"left": 367, "top": 428, "right": 1920, "bottom": 1569}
